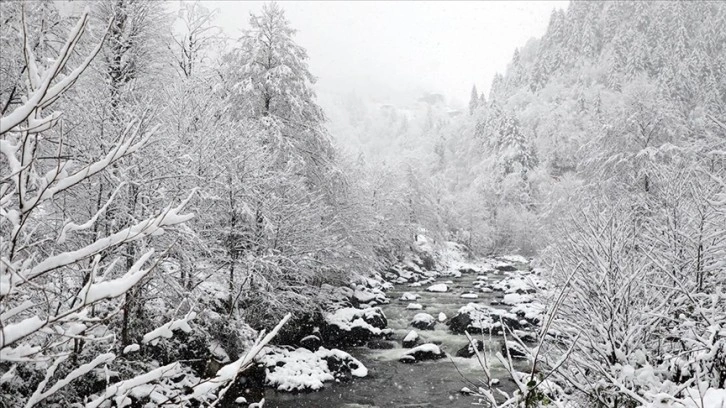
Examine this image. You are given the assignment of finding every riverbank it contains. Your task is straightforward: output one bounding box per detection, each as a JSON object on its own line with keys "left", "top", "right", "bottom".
{"left": 250, "top": 238, "right": 548, "bottom": 407}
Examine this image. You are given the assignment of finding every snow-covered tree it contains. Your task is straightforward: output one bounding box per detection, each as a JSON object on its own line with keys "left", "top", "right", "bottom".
{"left": 0, "top": 11, "right": 193, "bottom": 405}
{"left": 469, "top": 84, "right": 479, "bottom": 115}
{"left": 225, "top": 2, "right": 334, "bottom": 185}
{"left": 0, "top": 9, "right": 289, "bottom": 406}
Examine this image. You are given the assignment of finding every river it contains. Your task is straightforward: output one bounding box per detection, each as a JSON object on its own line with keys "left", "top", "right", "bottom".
{"left": 264, "top": 265, "right": 530, "bottom": 407}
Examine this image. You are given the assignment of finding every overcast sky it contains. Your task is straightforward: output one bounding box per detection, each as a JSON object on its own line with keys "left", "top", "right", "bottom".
{"left": 207, "top": 1, "right": 568, "bottom": 107}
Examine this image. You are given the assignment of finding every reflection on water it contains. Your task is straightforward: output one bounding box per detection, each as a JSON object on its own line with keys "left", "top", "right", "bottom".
{"left": 265, "top": 271, "right": 524, "bottom": 408}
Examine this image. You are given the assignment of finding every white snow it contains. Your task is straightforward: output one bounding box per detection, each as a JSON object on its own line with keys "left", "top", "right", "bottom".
{"left": 86, "top": 362, "right": 183, "bottom": 408}
{"left": 258, "top": 347, "right": 367, "bottom": 392}
{"left": 681, "top": 387, "right": 726, "bottom": 408}
{"left": 510, "top": 302, "right": 546, "bottom": 322}
{"left": 500, "top": 255, "right": 529, "bottom": 264}
{"left": 502, "top": 293, "right": 533, "bottom": 305}
{"left": 141, "top": 311, "right": 196, "bottom": 346}
{"left": 325, "top": 307, "right": 386, "bottom": 335}
{"left": 400, "top": 292, "right": 420, "bottom": 301}
{"left": 426, "top": 283, "right": 448, "bottom": 292}
{"left": 412, "top": 313, "right": 435, "bottom": 326}
{"left": 354, "top": 287, "right": 387, "bottom": 304}
{"left": 123, "top": 344, "right": 140, "bottom": 354}
{"left": 405, "top": 343, "right": 442, "bottom": 355}
{"left": 492, "top": 274, "right": 547, "bottom": 294}
{"left": 454, "top": 303, "right": 518, "bottom": 333}
{"left": 403, "top": 330, "right": 418, "bottom": 343}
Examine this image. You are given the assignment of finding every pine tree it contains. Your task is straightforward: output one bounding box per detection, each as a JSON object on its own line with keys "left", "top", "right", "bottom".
{"left": 469, "top": 84, "right": 479, "bottom": 115}
{"left": 484, "top": 103, "right": 537, "bottom": 176}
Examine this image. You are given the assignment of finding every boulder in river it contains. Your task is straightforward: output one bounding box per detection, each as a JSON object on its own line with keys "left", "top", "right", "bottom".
{"left": 426, "top": 283, "right": 448, "bottom": 293}
{"left": 492, "top": 275, "right": 547, "bottom": 294}
{"left": 402, "top": 330, "right": 419, "bottom": 348}
{"left": 510, "top": 302, "right": 546, "bottom": 326}
{"left": 495, "top": 262, "right": 518, "bottom": 272}
{"left": 353, "top": 286, "right": 389, "bottom": 307}
{"left": 502, "top": 340, "right": 529, "bottom": 360}
{"left": 502, "top": 293, "right": 533, "bottom": 305}
{"left": 455, "top": 339, "right": 485, "bottom": 358}
{"left": 399, "top": 343, "right": 446, "bottom": 363}
{"left": 259, "top": 346, "right": 368, "bottom": 392}
{"left": 323, "top": 307, "right": 390, "bottom": 346}
{"left": 399, "top": 292, "right": 420, "bottom": 301}
{"left": 448, "top": 303, "right": 523, "bottom": 334}
{"left": 411, "top": 313, "right": 436, "bottom": 330}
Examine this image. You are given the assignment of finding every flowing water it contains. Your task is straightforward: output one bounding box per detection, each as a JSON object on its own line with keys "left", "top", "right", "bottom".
{"left": 264, "top": 270, "right": 527, "bottom": 408}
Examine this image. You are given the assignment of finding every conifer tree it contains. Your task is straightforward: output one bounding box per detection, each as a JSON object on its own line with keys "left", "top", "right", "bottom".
{"left": 469, "top": 84, "right": 479, "bottom": 115}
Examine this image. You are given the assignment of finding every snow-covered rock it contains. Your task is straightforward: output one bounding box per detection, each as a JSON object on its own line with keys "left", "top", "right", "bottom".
{"left": 438, "top": 312, "right": 447, "bottom": 322}
{"left": 399, "top": 292, "right": 420, "bottom": 301}
{"left": 258, "top": 346, "right": 367, "bottom": 392}
{"left": 460, "top": 387, "right": 474, "bottom": 395}
{"left": 455, "top": 339, "right": 485, "bottom": 358}
{"left": 426, "top": 283, "right": 448, "bottom": 293}
{"left": 502, "top": 341, "right": 529, "bottom": 360}
{"left": 323, "top": 307, "right": 390, "bottom": 346}
{"left": 406, "top": 303, "right": 423, "bottom": 310}
{"left": 439, "top": 269, "right": 462, "bottom": 278}
{"left": 502, "top": 293, "right": 533, "bottom": 305}
{"left": 402, "top": 330, "right": 419, "bottom": 348}
{"left": 411, "top": 313, "right": 436, "bottom": 330}
{"left": 353, "top": 286, "right": 389, "bottom": 307}
{"left": 399, "top": 343, "right": 446, "bottom": 363}
{"left": 409, "top": 277, "right": 435, "bottom": 287}
{"left": 491, "top": 274, "right": 547, "bottom": 294}
{"left": 460, "top": 293, "right": 478, "bottom": 299}
{"left": 448, "top": 303, "right": 524, "bottom": 334}
{"left": 494, "top": 261, "right": 517, "bottom": 272}
{"left": 499, "top": 255, "right": 529, "bottom": 264}
{"left": 510, "top": 302, "right": 546, "bottom": 325}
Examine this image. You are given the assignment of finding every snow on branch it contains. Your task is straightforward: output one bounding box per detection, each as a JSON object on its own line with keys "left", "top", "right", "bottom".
{"left": 0, "top": 8, "right": 109, "bottom": 135}
{"left": 24, "top": 353, "right": 115, "bottom": 408}
{"left": 24, "top": 192, "right": 194, "bottom": 283}
{"left": 57, "top": 183, "right": 126, "bottom": 244}
{"left": 85, "top": 363, "right": 184, "bottom": 408}
{"left": 21, "top": 123, "right": 154, "bottom": 213}
{"left": 141, "top": 310, "right": 196, "bottom": 346}
{"left": 184, "top": 313, "right": 291, "bottom": 404}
